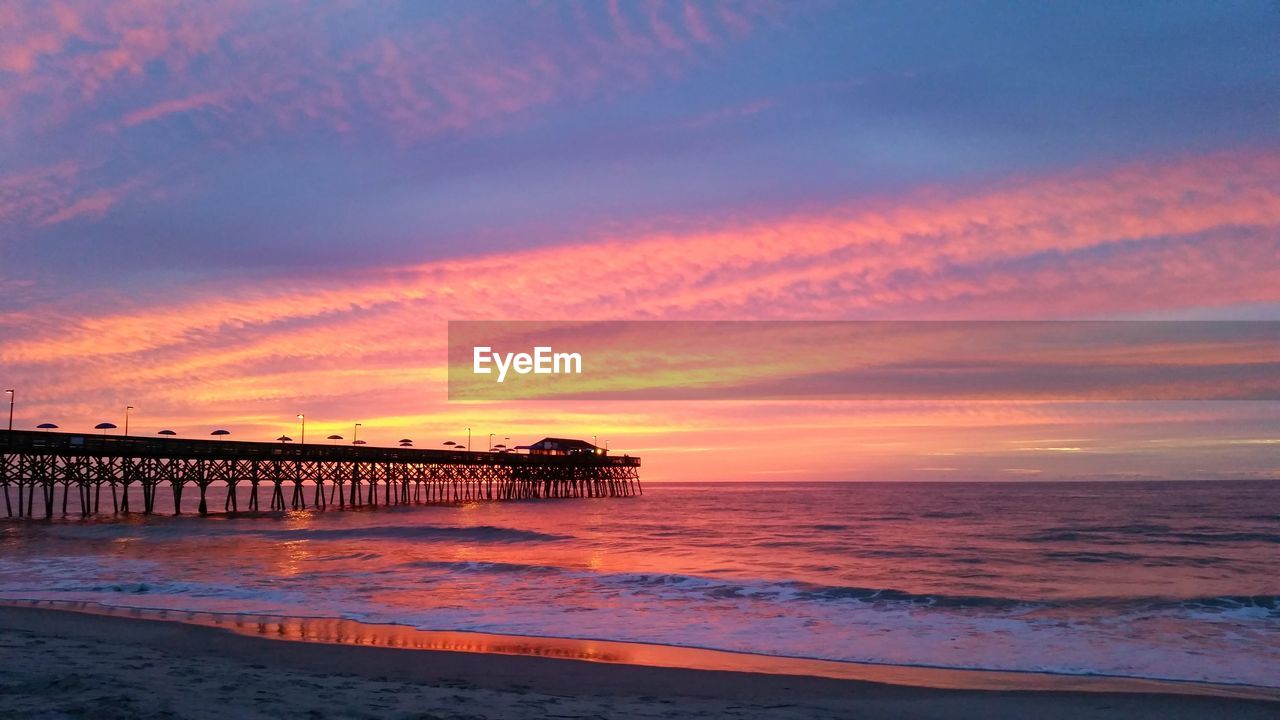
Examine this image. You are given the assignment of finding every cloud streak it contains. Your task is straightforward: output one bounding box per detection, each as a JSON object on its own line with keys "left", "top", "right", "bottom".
{"left": 3, "top": 1, "right": 782, "bottom": 142}
{"left": 1, "top": 148, "right": 1277, "bottom": 478}
{"left": 2, "top": 3, "right": 1277, "bottom": 479}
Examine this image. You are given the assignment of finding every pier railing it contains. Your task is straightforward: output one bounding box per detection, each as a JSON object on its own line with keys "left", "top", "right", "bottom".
{"left": 0, "top": 430, "right": 640, "bottom": 518}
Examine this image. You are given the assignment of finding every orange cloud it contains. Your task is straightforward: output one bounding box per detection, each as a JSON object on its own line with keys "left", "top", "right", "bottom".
{"left": 2, "top": 148, "right": 1278, "bottom": 478}
{"left": 5, "top": 147, "right": 1278, "bottom": 362}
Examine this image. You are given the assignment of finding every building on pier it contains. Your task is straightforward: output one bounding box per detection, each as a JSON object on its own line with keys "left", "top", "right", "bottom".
{"left": 521, "top": 437, "right": 605, "bottom": 456}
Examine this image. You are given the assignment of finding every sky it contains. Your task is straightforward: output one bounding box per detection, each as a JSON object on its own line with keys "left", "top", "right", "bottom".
{"left": 1, "top": 0, "right": 1278, "bottom": 481}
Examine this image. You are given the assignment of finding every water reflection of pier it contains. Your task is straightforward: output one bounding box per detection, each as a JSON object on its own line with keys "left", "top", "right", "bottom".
{"left": 0, "top": 430, "right": 640, "bottom": 519}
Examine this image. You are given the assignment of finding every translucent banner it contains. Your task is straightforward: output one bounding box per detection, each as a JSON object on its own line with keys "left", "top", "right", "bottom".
{"left": 447, "top": 321, "right": 1280, "bottom": 402}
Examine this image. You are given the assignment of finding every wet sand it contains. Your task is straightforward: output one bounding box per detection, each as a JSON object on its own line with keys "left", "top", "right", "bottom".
{"left": 0, "top": 603, "right": 1276, "bottom": 719}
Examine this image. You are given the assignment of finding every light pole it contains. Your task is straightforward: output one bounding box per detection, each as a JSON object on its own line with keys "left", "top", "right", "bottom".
{"left": 297, "top": 414, "right": 305, "bottom": 444}
{"left": 353, "top": 422, "right": 361, "bottom": 445}
{"left": 465, "top": 427, "right": 471, "bottom": 452}
{"left": 124, "top": 406, "right": 134, "bottom": 437}
{"left": 488, "top": 433, "right": 495, "bottom": 452}
{"left": 4, "top": 390, "right": 12, "bottom": 431}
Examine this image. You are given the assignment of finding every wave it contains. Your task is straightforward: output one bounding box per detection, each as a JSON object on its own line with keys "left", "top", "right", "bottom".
{"left": 399, "top": 559, "right": 565, "bottom": 574}
{"left": 606, "top": 574, "right": 1280, "bottom": 619}
{"left": 1025, "top": 524, "right": 1280, "bottom": 545}
{"left": 380, "top": 559, "right": 1280, "bottom": 619}
{"left": 256, "top": 524, "right": 572, "bottom": 543}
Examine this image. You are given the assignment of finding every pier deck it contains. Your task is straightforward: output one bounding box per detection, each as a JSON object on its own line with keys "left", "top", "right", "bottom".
{"left": 0, "top": 430, "right": 640, "bottom": 518}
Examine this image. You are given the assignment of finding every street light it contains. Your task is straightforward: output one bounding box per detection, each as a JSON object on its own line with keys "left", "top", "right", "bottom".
{"left": 488, "top": 433, "right": 495, "bottom": 451}
{"left": 297, "top": 414, "right": 305, "bottom": 444}
{"left": 4, "top": 390, "right": 13, "bottom": 431}
{"left": 124, "top": 406, "right": 134, "bottom": 437}
{"left": 465, "top": 427, "right": 471, "bottom": 452}
{"left": 353, "top": 422, "right": 362, "bottom": 445}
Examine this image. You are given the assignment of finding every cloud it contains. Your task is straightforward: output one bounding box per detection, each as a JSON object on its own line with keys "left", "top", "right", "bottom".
{"left": 118, "top": 91, "right": 226, "bottom": 128}
{"left": 36, "top": 186, "right": 125, "bottom": 226}
{"left": 0, "top": 148, "right": 1276, "bottom": 480}
{"left": 4, "top": 148, "right": 1277, "bottom": 365}
{"left": 0, "top": 161, "right": 143, "bottom": 228}
{"left": 3, "top": 1, "right": 785, "bottom": 141}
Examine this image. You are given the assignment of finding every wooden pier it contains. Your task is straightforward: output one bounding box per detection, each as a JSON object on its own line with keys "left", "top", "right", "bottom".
{"left": 0, "top": 430, "right": 641, "bottom": 519}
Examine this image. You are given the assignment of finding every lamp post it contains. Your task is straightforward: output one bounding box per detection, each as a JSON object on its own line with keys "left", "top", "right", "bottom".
{"left": 124, "top": 406, "right": 134, "bottom": 437}
{"left": 297, "top": 413, "right": 306, "bottom": 445}
{"left": 4, "top": 389, "right": 13, "bottom": 431}
{"left": 466, "top": 427, "right": 471, "bottom": 452}
{"left": 488, "top": 433, "right": 495, "bottom": 452}
{"left": 353, "top": 422, "right": 361, "bottom": 445}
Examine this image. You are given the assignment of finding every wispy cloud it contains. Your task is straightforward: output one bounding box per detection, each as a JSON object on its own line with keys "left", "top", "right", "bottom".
{"left": 5, "top": 148, "right": 1277, "bottom": 365}
{"left": 0, "top": 162, "right": 143, "bottom": 228}
{"left": 118, "top": 91, "right": 227, "bottom": 128}
{"left": 4, "top": 1, "right": 784, "bottom": 142}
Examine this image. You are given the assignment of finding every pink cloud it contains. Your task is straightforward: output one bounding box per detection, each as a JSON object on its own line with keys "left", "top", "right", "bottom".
{"left": 3, "top": 147, "right": 1277, "bottom": 368}
{"left": 0, "top": 162, "right": 139, "bottom": 228}
{"left": 1, "top": 148, "right": 1276, "bottom": 476}
{"left": 3, "top": 1, "right": 785, "bottom": 142}
{"left": 37, "top": 187, "right": 122, "bottom": 225}
{"left": 118, "top": 90, "right": 226, "bottom": 127}
{"left": 0, "top": 162, "right": 81, "bottom": 226}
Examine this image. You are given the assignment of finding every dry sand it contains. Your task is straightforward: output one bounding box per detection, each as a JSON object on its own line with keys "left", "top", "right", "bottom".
{"left": 0, "top": 604, "right": 1276, "bottom": 719}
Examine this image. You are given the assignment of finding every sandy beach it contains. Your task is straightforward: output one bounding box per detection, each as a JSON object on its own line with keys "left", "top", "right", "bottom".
{"left": 0, "top": 604, "right": 1275, "bottom": 719}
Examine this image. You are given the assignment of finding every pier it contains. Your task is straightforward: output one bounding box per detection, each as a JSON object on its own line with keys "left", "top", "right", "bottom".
{"left": 0, "top": 430, "right": 641, "bottom": 519}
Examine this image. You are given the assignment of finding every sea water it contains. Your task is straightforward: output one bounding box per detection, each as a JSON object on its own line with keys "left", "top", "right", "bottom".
{"left": 1, "top": 481, "right": 1276, "bottom": 687}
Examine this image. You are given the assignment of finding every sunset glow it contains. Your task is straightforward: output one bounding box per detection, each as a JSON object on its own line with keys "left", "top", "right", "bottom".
{"left": 2, "top": 2, "right": 1277, "bottom": 481}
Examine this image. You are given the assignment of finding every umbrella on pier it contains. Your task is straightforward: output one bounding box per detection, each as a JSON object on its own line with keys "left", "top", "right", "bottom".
{"left": 36, "top": 423, "right": 58, "bottom": 432}
{"left": 94, "top": 422, "right": 117, "bottom": 434}
{"left": 210, "top": 429, "right": 230, "bottom": 439}
{"left": 157, "top": 429, "right": 177, "bottom": 436}
{"left": 399, "top": 440, "right": 413, "bottom": 447}
{"left": 277, "top": 435, "right": 292, "bottom": 443}
{"left": 493, "top": 443, "right": 507, "bottom": 449}
{"left": 327, "top": 434, "right": 343, "bottom": 444}
{"left": 353, "top": 439, "right": 367, "bottom": 445}
{"left": 443, "top": 440, "right": 456, "bottom": 446}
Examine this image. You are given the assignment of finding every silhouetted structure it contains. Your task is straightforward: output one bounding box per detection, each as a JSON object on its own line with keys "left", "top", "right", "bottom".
{"left": 0, "top": 430, "right": 640, "bottom": 519}
{"left": 522, "top": 437, "right": 605, "bottom": 456}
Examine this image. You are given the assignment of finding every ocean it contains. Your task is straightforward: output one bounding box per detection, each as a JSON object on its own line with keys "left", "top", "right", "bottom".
{"left": 1, "top": 481, "right": 1277, "bottom": 687}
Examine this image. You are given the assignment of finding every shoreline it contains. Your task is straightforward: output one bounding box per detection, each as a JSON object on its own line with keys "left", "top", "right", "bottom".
{"left": 5, "top": 598, "right": 1278, "bottom": 700}
{"left": 0, "top": 602, "right": 1276, "bottom": 719}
